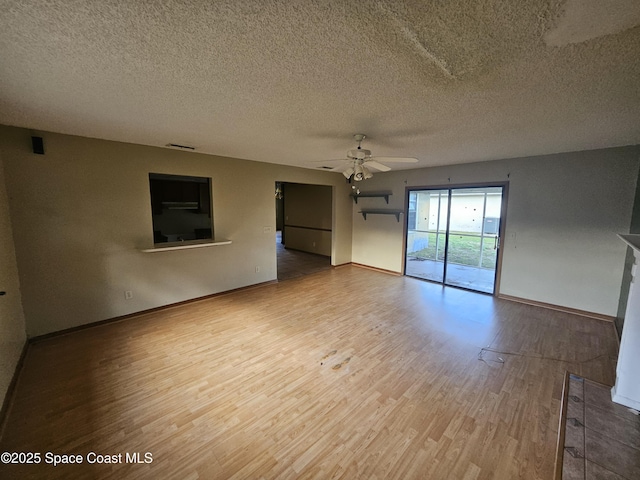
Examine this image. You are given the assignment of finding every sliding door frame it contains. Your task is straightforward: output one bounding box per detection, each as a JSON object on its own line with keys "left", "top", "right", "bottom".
{"left": 402, "top": 181, "right": 509, "bottom": 296}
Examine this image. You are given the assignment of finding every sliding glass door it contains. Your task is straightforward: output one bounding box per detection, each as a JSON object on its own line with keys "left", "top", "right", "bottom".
{"left": 405, "top": 185, "right": 505, "bottom": 294}
{"left": 406, "top": 189, "right": 448, "bottom": 283}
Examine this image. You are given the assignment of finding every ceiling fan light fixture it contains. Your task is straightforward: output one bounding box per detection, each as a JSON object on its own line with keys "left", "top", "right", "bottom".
{"left": 343, "top": 167, "right": 355, "bottom": 179}
{"left": 353, "top": 164, "right": 365, "bottom": 181}
{"left": 362, "top": 165, "right": 373, "bottom": 179}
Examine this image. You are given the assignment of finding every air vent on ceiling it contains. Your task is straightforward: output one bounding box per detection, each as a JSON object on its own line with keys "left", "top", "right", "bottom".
{"left": 166, "top": 143, "right": 196, "bottom": 150}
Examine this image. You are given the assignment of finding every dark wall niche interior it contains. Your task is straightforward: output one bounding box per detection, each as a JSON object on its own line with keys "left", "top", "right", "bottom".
{"left": 149, "top": 173, "right": 213, "bottom": 243}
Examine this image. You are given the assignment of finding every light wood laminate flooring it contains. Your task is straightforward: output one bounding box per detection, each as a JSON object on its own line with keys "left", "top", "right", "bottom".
{"left": 0, "top": 266, "right": 618, "bottom": 479}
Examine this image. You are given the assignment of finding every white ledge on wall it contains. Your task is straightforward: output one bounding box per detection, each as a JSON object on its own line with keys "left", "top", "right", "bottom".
{"left": 618, "top": 233, "right": 640, "bottom": 251}
{"left": 612, "top": 233, "right": 640, "bottom": 410}
{"left": 140, "top": 239, "right": 232, "bottom": 253}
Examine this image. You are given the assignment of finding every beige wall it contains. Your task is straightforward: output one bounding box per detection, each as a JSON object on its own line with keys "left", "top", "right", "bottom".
{"left": 0, "top": 147, "right": 27, "bottom": 406}
{"left": 3, "top": 121, "right": 637, "bottom": 334}
{"left": 352, "top": 146, "right": 640, "bottom": 317}
{"left": 283, "top": 183, "right": 332, "bottom": 256}
{"left": 0, "top": 125, "right": 352, "bottom": 336}
{"left": 283, "top": 227, "right": 332, "bottom": 256}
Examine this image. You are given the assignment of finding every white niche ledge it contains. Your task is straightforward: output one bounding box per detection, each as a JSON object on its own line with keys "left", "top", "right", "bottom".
{"left": 140, "top": 239, "right": 232, "bottom": 253}
{"left": 612, "top": 233, "right": 640, "bottom": 410}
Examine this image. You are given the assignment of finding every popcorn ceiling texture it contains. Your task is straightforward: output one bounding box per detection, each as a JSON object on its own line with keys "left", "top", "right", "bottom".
{"left": 0, "top": 0, "right": 639, "bottom": 169}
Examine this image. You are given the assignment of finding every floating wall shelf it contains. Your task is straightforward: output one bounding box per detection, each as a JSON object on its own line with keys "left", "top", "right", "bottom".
{"left": 350, "top": 191, "right": 393, "bottom": 204}
{"left": 359, "top": 209, "right": 403, "bottom": 222}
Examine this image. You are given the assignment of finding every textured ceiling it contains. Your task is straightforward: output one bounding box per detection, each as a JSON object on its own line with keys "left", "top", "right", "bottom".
{"left": 1, "top": 0, "right": 639, "bottom": 170}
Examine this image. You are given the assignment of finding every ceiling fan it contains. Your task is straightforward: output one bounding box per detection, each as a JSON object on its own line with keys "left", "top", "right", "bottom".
{"left": 325, "top": 134, "right": 418, "bottom": 181}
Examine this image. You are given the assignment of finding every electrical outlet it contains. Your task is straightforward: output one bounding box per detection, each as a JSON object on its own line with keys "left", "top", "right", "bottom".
{"left": 124, "top": 290, "right": 133, "bottom": 300}
{"left": 255, "top": 266, "right": 260, "bottom": 273}
{"left": 312, "top": 241, "right": 316, "bottom": 247}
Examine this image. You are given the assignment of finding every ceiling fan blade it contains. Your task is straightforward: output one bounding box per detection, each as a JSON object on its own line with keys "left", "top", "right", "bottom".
{"left": 365, "top": 160, "right": 391, "bottom": 172}
{"left": 370, "top": 156, "right": 418, "bottom": 163}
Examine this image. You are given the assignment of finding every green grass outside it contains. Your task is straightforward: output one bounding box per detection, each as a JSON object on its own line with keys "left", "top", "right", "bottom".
{"left": 409, "top": 231, "right": 497, "bottom": 269}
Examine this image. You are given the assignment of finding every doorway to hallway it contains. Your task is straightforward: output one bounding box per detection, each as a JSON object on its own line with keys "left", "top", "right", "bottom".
{"left": 275, "top": 182, "right": 332, "bottom": 281}
{"left": 404, "top": 185, "right": 507, "bottom": 294}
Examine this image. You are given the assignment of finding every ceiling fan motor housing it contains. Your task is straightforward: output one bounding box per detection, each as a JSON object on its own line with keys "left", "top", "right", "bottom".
{"left": 348, "top": 149, "right": 370, "bottom": 159}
